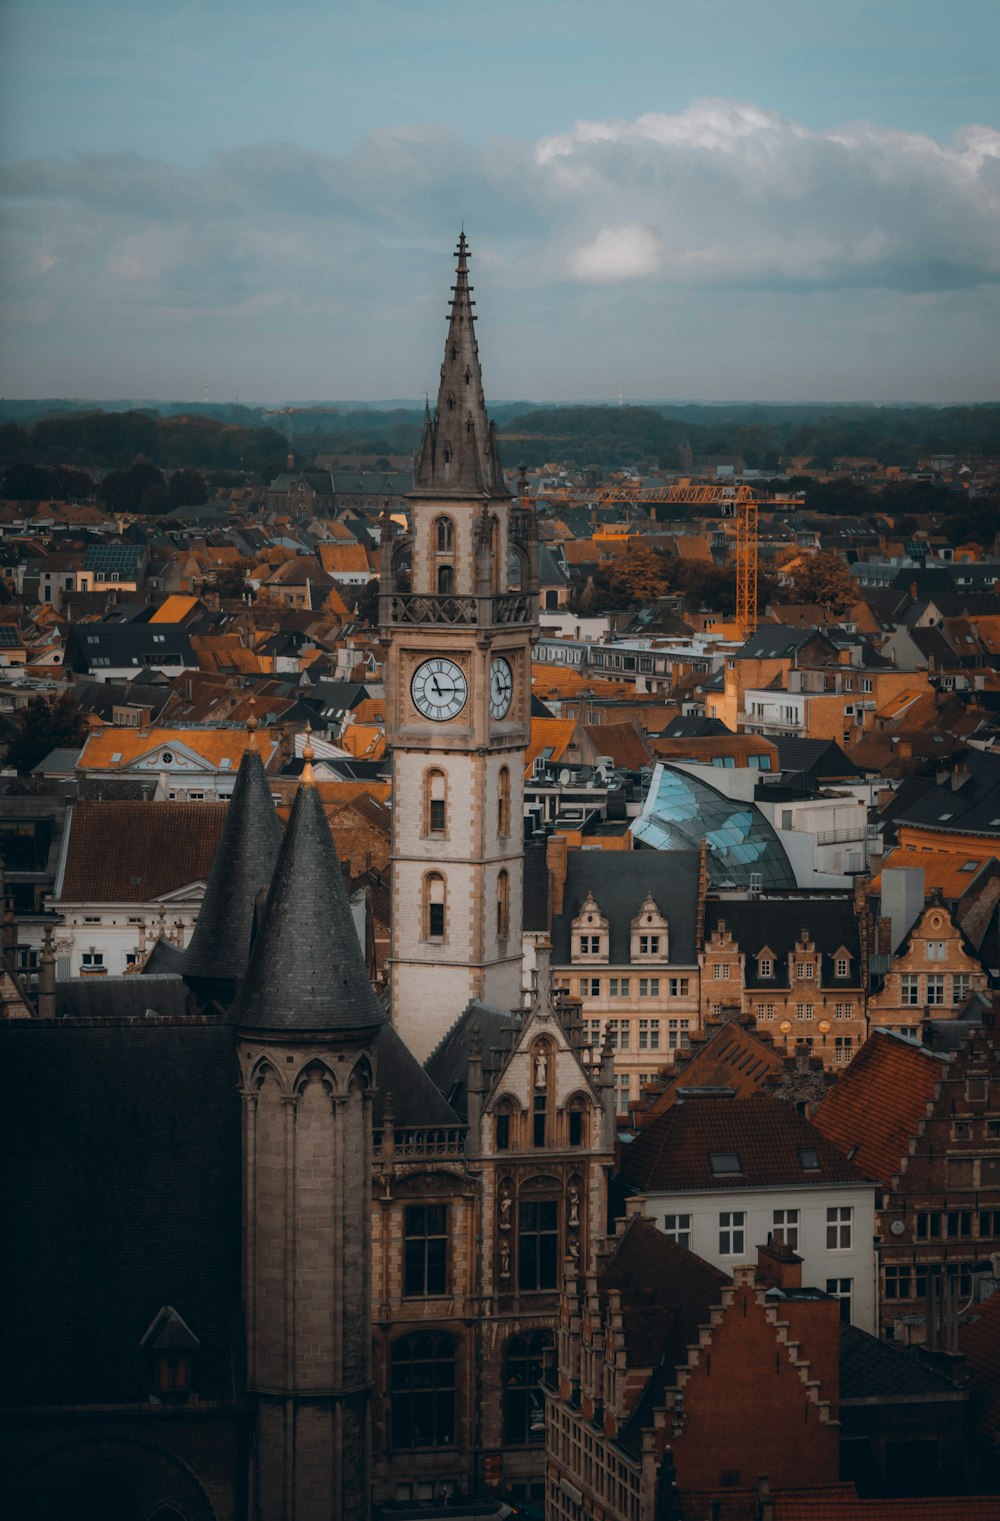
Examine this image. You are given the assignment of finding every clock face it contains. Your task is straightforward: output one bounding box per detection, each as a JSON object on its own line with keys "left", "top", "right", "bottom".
{"left": 411, "top": 657, "right": 468, "bottom": 722}
{"left": 490, "top": 656, "right": 513, "bottom": 720}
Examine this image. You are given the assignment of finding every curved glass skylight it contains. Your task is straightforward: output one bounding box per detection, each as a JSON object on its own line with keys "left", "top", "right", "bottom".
{"left": 631, "top": 763, "right": 796, "bottom": 889}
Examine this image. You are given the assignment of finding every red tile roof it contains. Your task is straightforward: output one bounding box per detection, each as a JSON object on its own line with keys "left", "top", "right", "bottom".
{"left": 57, "top": 800, "right": 227, "bottom": 902}
{"left": 619, "top": 1093, "right": 871, "bottom": 1194}
{"left": 811, "top": 1031, "right": 944, "bottom": 1185}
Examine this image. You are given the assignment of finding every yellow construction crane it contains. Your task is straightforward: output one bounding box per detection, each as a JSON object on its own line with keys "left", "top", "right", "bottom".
{"left": 593, "top": 481, "right": 759, "bottom": 640}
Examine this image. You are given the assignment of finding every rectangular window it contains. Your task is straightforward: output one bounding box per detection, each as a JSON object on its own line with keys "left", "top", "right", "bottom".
{"left": 979, "top": 1210, "right": 1000, "bottom": 1238}
{"left": 834, "top": 1037, "right": 853, "bottom": 1064}
{"left": 663, "top": 1213, "right": 691, "bottom": 1248}
{"left": 795, "top": 1004, "right": 814, "bottom": 1021}
{"left": 579, "top": 978, "right": 600, "bottom": 998}
{"left": 952, "top": 974, "right": 971, "bottom": 1004}
{"left": 835, "top": 957, "right": 849, "bottom": 978}
{"left": 719, "top": 1211, "right": 745, "bottom": 1256}
{"left": 916, "top": 1211, "right": 942, "bottom": 1239}
{"left": 901, "top": 974, "right": 920, "bottom": 1006}
{"left": 797, "top": 962, "right": 815, "bottom": 980}
{"left": 826, "top": 1278, "right": 853, "bottom": 1323}
{"left": 639, "top": 934, "right": 660, "bottom": 955}
{"left": 404, "top": 1204, "right": 448, "bottom": 1296}
{"left": 668, "top": 977, "right": 690, "bottom": 998}
{"left": 948, "top": 1158, "right": 975, "bottom": 1188}
{"left": 884, "top": 1265, "right": 913, "bottom": 1301}
{"left": 579, "top": 934, "right": 600, "bottom": 955}
{"left": 518, "top": 1200, "right": 559, "bottom": 1291}
{"left": 428, "top": 902, "right": 445, "bottom": 938}
{"left": 667, "top": 1018, "right": 689, "bottom": 1049}
{"left": 757, "top": 1003, "right": 775, "bottom": 1020}
{"left": 926, "top": 974, "right": 945, "bottom": 1006}
{"left": 835, "top": 1002, "right": 853, "bottom": 1019}
{"left": 638, "top": 1018, "right": 660, "bottom": 1050}
{"left": 947, "top": 1210, "right": 973, "bottom": 1239}
{"left": 617, "top": 1073, "right": 630, "bottom": 1114}
{"left": 712, "top": 963, "right": 731, "bottom": 980}
{"left": 758, "top": 958, "right": 773, "bottom": 978}
{"left": 638, "top": 977, "right": 660, "bottom": 997}
{"left": 81, "top": 951, "right": 104, "bottom": 968}
{"left": 826, "top": 1206, "right": 852, "bottom": 1250}
{"left": 429, "top": 798, "right": 446, "bottom": 832}
{"left": 926, "top": 940, "right": 946, "bottom": 961}
{"left": 608, "top": 977, "right": 630, "bottom": 997}
{"left": 772, "top": 1208, "right": 799, "bottom": 1249}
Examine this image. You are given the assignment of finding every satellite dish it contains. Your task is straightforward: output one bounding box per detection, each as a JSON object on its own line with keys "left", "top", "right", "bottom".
{"left": 558, "top": 768, "right": 571, "bottom": 785}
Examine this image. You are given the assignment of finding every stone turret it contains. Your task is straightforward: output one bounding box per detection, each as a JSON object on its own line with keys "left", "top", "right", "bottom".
{"left": 231, "top": 769, "right": 385, "bottom": 1520}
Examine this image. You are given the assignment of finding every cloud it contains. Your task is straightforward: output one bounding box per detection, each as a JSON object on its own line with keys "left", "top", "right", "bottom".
{"left": 567, "top": 225, "right": 663, "bottom": 282}
{"left": 1, "top": 100, "right": 998, "bottom": 397}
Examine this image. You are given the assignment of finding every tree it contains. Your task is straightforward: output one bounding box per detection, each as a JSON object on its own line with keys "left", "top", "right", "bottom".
{"left": 215, "top": 565, "right": 250, "bottom": 601}
{"left": 169, "top": 468, "right": 208, "bottom": 508}
{"left": 99, "top": 462, "right": 165, "bottom": 513}
{"left": 604, "top": 543, "right": 669, "bottom": 605}
{"left": 7, "top": 693, "right": 88, "bottom": 775}
{"left": 138, "top": 483, "right": 172, "bottom": 515}
{"left": 785, "top": 551, "right": 857, "bottom": 614}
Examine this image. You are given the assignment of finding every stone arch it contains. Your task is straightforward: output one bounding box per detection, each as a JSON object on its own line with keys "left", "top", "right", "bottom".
{"left": 292, "top": 1058, "right": 338, "bottom": 1099}
{"left": 247, "top": 1054, "right": 284, "bottom": 1094}
{"left": 348, "top": 1055, "right": 374, "bottom": 1094}
{"left": 508, "top": 542, "right": 527, "bottom": 591}
{"left": 6, "top": 1435, "right": 218, "bottom": 1521}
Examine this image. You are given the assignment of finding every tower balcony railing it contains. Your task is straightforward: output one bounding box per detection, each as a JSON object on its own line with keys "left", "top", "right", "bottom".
{"left": 386, "top": 592, "right": 534, "bottom": 627}
{"left": 374, "top": 1124, "right": 467, "bottom": 1159}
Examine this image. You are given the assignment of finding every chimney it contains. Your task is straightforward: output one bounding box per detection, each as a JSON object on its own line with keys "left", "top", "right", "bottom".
{"left": 547, "top": 834, "right": 568, "bottom": 917}
{"left": 38, "top": 923, "right": 56, "bottom": 1020}
{"left": 757, "top": 1239, "right": 803, "bottom": 1291}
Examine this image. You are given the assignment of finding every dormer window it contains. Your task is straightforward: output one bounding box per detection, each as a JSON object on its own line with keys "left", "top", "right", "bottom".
{"left": 630, "top": 894, "right": 668, "bottom": 964}
{"left": 638, "top": 935, "right": 660, "bottom": 956}
{"left": 758, "top": 957, "right": 774, "bottom": 978}
{"left": 709, "top": 1151, "right": 741, "bottom": 1176}
{"left": 571, "top": 894, "right": 609, "bottom": 963}
{"left": 579, "top": 934, "right": 600, "bottom": 955}
{"left": 141, "top": 1305, "right": 199, "bottom": 1404}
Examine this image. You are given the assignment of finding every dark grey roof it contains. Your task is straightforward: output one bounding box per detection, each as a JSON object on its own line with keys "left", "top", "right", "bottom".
{"left": 662, "top": 716, "right": 730, "bottom": 738}
{"left": 373, "top": 1021, "right": 460, "bottom": 1128}
{"left": 65, "top": 624, "right": 197, "bottom": 673}
{"left": 705, "top": 895, "right": 861, "bottom": 988}
{"left": 181, "top": 746, "right": 283, "bottom": 988}
{"left": 551, "top": 850, "right": 700, "bottom": 966}
{"left": 230, "top": 779, "right": 386, "bottom": 1035}
{"left": 773, "top": 737, "right": 862, "bottom": 779}
{"left": 736, "top": 626, "right": 828, "bottom": 660}
{"left": 1, "top": 1020, "right": 240, "bottom": 1403}
{"left": 142, "top": 935, "right": 186, "bottom": 976}
{"left": 839, "top": 1323, "right": 962, "bottom": 1401}
{"left": 424, "top": 999, "right": 518, "bottom": 1121}
{"left": 54, "top": 973, "right": 191, "bottom": 1020}
{"left": 82, "top": 543, "right": 142, "bottom": 575}
{"left": 892, "top": 750, "right": 1000, "bottom": 836}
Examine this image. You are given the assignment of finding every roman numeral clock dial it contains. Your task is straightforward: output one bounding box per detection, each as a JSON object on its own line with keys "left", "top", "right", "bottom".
{"left": 410, "top": 658, "right": 468, "bottom": 722}
{"left": 490, "top": 656, "right": 513, "bottom": 720}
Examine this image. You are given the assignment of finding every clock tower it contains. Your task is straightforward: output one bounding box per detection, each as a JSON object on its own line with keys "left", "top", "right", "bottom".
{"left": 381, "top": 233, "right": 538, "bottom": 1061}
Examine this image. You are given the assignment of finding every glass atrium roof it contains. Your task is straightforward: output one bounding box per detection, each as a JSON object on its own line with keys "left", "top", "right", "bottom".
{"left": 631, "top": 763, "right": 796, "bottom": 889}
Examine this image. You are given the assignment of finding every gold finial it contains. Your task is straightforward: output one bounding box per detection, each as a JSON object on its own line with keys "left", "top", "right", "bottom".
{"left": 301, "top": 722, "right": 315, "bottom": 786}
{"left": 246, "top": 694, "right": 259, "bottom": 749}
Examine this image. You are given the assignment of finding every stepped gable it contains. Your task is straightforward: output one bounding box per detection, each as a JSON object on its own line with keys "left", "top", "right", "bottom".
{"left": 229, "top": 773, "right": 386, "bottom": 1035}
{"left": 412, "top": 232, "right": 508, "bottom": 499}
{"left": 811, "top": 1029, "right": 945, "bottom": 1185}
{"left": 180, "top": 743, "right": 283, "bottom": 986}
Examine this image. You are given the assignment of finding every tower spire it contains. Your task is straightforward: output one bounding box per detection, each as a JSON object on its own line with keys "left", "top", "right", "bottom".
{"left": 412, "top": 231, "right": 508, "bottom": 498}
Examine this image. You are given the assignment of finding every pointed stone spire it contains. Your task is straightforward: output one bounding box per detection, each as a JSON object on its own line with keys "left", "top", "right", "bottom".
{"left": 230, "top": 778, "right": 386, "bottom": 1034}
{"left": 180, "top": 745, "right": 283, "bottom": 995}
{"left": 412, "top": 231, "right": 509, "bottom": 499}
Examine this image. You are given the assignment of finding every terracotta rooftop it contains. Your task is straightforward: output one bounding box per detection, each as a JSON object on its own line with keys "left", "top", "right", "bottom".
{"left": 57, "top": 800, "right": 227, "bottom": 903}
{"left": 77, "top": 726, "right": 281, "bottom": 771}
{"left": 581, "top": 720, "right": 651, "bottom": 769}
{"left": 811, "top": 1030, "right": 944, "bottom": 1185}
{"left": 619, "top": 1093, "right": 872, "bottom": 1195}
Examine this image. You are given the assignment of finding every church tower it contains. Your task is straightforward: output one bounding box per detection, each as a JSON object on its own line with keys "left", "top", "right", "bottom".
{"left": 382, "top": 234, "right": 538, "bottom": 1062}
{"left": 231, "top": 756, "right": 386, "bottom": 1520}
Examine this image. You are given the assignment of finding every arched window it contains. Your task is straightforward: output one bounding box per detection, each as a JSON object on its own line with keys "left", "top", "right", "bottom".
{"left": 391, "top": 1332, "right": 457, "bottom": 1449}
{"left": 495, "top": 1102, "right": 515, "bottom": 1151}
{"left": 423, "top": 872, "right": 446, "bottom": 940}
{"left": 508, "top": 547, "right": 524, "bottom": 590}
{"left": 423, "top": 768, "right": 447, "bottom": 836}
{"left": 437, "top": 564, "right": 454, "bottom": 595}
{"left": 497, "top": 869, "right": 510, "bottom": 942}
{"left": 503, "top": 1331, "right": 553, "bottom": 1444}
{"left": 498, "top": 766, "right": 511, "bottom": 837}
{"left": 435, "top": 516, "right": 454, "bottom": 553}
{"left": 567, "top": 1095, "right": 587, "bottom": 1147}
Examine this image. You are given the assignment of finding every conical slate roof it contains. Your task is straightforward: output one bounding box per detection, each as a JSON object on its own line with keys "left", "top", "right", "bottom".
{"left": 413, "top": 231, "right": 508, "bottom": 500}
{"left": 229, "top": 777, "right": 386, "bottom": 1034}
{"left": 181, "top": 745, "right": 283, "bottom": 984}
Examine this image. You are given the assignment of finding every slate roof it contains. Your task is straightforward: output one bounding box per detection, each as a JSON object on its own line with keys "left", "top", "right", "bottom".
{"left": 180, "top": 747, "right": 283, "bottom": 986}
{"left": 811, "top": 1031, "right": 944, "bottom": 1185}
{"left": 891, "top": 750, "right": 1000, "bottom": 836}
{"left": 704, "top": 896, "right": 862, "bottom": 989}
{"left": 229, "top": 778, "right": 386, "bottom": 1035}
{"left": 424, "top": 998, "right": 518, "bottom": 1120}
{"left": 57, "top": 800, "right": 227, "bottom": 902}
{"left": 551, "top": 848, "right": 700, "bottom": 966}
{"left": 773, "top": 738, "right": 862, "bottom": 779}
{"left": 0, "top": 1020, "right": 241, "bottom": 1404}
{"left": 619, "top": 1093, "right": 873, "bottom": 1194}
{"left": 54, "top": 973, "right": 191, "bottom": 1020}
{"left": 736, "top": 626, "right": 829, "bottom": 660}
{"left": 372, "top": 1021, "right": 460, "bottom": 1128}
{"left": 839, "top": 1323, "right": 962, "bottom": 1402}
{"left": 65, "top": 624, "right": 197, "bottom": 674}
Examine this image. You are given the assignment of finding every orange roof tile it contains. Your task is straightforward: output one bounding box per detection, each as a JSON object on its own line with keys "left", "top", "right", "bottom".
{"left": 58, "top": 800, "right": 227, "bottom": 902}
{"left": 339, "top": 723, "right": 386, "bottom": 759}
{"left": 524, "top": 717, "right": 576, "bottom": 774}
{"left": 871, "top": 848, "right": 992, "bottom": 900}
{"left": 811, "top": 1031, "right": 943, "bottom": 1184}
{"left": 581, "top": 721, "right": 651, "bottom": 769}
{"left": 149, "top": 595, "right": 199, "bottom": 623}
{"left": 77, "top": 726, "right": 281, "bottom": 771}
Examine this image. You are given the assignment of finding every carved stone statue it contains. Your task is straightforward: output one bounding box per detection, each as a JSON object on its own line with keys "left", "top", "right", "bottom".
{"left": 567, "top": 1186, "right": 580, "bottom": 1227}
{"left": 534, "top": 1049, "right": 548, "bottom": 1088}
{"left": 499, "top": 1238, "right": 511, "bottom": 1278}
{"left": 499, "top": 1184, "right": 512, "bottom": 1230}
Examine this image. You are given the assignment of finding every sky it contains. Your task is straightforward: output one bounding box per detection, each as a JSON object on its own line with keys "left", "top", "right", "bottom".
{"left": 1, "top": 0, "right": 999, "bottom": 404}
